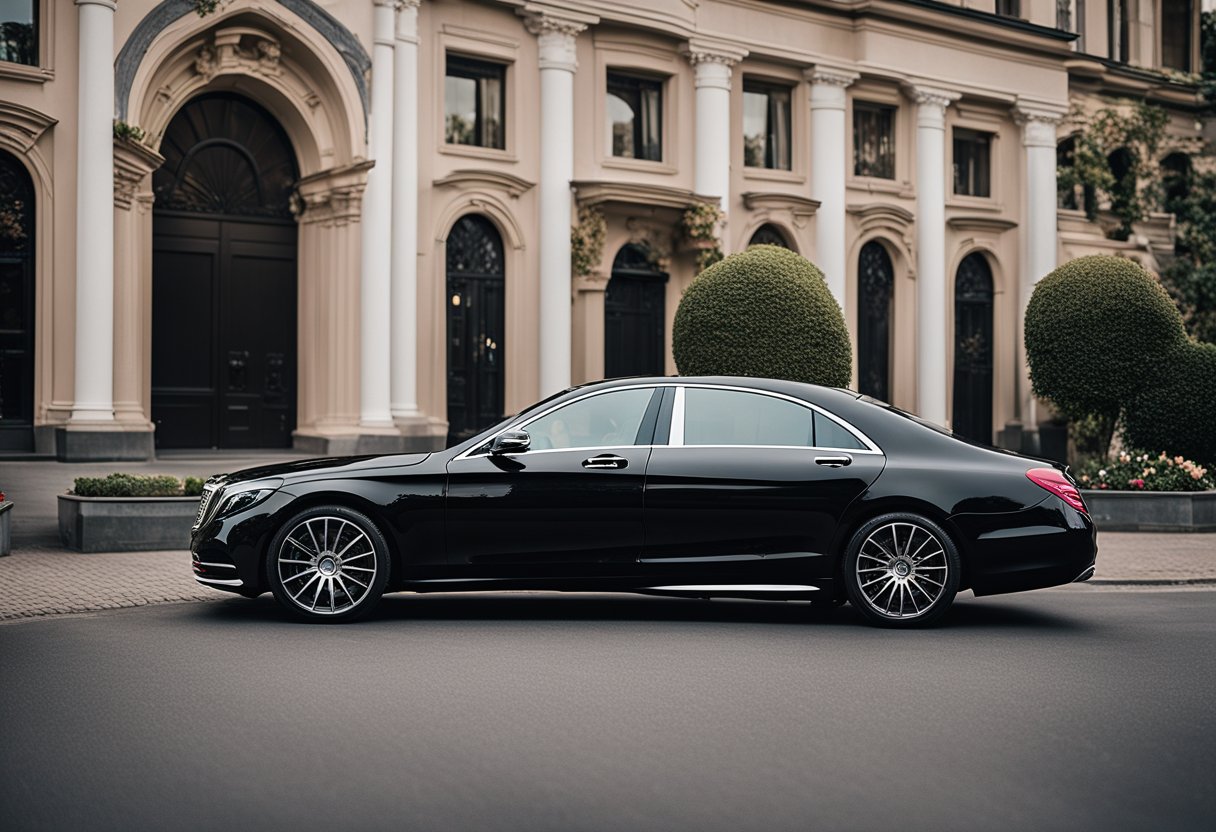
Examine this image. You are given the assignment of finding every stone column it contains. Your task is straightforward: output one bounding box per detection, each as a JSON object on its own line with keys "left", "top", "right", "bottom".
{"left": 1013, "top": 102, "right": 1066, "bottom": 436}
{"left": 358, "top": 0, "right": 396, "bottom": 433}
{"left": 808, "top": 66, "right": 859, "bottom": 311}
{"left": 523, "top": 9, "right": 594, "bottom": 398}
{"left": 684, "top": 40, "right": 745, "bottom": 248}
{"left": 910, "top": 85, "right": 959, "bottom": 427}
{"left": 390, "top": 0, "right": 424, "bottom": 438}
{"left": 70, "top": 0, "right": 117, "bottom": 426}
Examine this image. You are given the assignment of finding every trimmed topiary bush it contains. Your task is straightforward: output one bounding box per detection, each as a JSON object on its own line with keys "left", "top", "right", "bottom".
{"left": 1025, "top": 255, "right": 1189, "bottom": 425}
{"left": 672, "top": 245, "right": 852, "bottom": 387}
{"left": 73, "top": 473, "right": 192, "bottom": 498}
{"left": 1123, "top": 340, "right": 1216, "bottom": 466}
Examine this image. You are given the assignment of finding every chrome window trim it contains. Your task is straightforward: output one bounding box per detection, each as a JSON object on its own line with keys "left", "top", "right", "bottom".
{"left": 456, "top": 383, "right": 673, "bottom": 461}
{"left": 673, "top": 383, "right": 883, "bottom": 454}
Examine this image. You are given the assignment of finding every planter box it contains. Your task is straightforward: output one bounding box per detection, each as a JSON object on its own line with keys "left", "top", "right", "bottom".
{"left": 0, "top": 501, "right": 11, "bottom": 556}
{"left": 58, "top": 495, "right": 201, "bottom": 553}
{"left": 1084, "top": 491, "right": 1216, "bottom": 533}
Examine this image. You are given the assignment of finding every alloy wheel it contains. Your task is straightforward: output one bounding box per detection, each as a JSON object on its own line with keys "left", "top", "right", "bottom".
{"left": 854, "top": 521, "right": 949, "bottom": 619}
{"left": 276, "top": 515, "right": 378, "bottom": 616}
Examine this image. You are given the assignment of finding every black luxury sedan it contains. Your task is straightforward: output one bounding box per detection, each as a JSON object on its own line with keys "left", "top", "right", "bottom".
{"left": 191, "top": 377, "right": 1096, "bottom": 627}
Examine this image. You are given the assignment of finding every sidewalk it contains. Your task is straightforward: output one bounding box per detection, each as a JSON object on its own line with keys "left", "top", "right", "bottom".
{"left": 0, "top": 454, "right": 1212, "bottom": 621}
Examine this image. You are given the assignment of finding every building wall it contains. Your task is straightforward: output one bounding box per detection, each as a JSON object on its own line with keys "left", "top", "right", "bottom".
{"left": 0, "top": 0, "right": 1205, "bottom": 457}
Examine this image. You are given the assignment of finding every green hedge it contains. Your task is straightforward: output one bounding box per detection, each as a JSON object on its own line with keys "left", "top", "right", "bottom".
{"left": 1124, "top": 341, "right": 1216, "bottom": 465}
{"left": 1025, "top": 255, "right": 1188, "bottom": 422}
{"left": 73, "top": 473, "right": 204, "bottom": 498}
{"left": 672, "top": 245, "right": 852, "bottom": 387}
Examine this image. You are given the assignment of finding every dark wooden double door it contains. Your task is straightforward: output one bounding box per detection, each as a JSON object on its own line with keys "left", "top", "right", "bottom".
{"left": 152, "top": 216, "right": 296, "bottom": 449}
{"left": 605, "top": 243, "right": 667, "bottom": 379}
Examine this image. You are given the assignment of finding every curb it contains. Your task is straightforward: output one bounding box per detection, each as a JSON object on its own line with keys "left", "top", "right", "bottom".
{"left": 1086, "top": 578, "right": 1216, "bottom": 587}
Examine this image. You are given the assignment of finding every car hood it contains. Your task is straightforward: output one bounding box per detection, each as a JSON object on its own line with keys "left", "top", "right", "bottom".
{"left": 215, "top": 453, "right": 432, "bottom": 487}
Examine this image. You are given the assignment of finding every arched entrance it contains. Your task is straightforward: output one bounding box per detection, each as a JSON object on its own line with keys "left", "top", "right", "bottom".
{"left": 857, "top": 241, "right": 893, "bottom": 402}
{"left": 446, "top": 215, "right": 506, "bottom": 445}
{"left": 0, "top": 150, "right": 35, "bottom": 451}
{"left": 605, "top": 243, "right": 668, "bottom": 379}
{"left": 952, "top": 252, "right": 994, "bottom": 444}
{"left": 151, "top": 93, "right": 299, "bottom": 449}
{"left": 748, "top": 223, "right": 792, "bottom": 249}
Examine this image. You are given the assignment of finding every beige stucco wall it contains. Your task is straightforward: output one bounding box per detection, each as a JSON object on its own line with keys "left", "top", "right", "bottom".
{"left": 0, "top": 0, "right": 1205, "bottom": 453}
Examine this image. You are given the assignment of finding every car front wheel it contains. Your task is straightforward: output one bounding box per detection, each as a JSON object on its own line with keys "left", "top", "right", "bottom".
{"left": 266, "top": 505, "right": 390, "bottom": 622}
{"left": 843, "top": 513, "right": 961, "bottom": 628}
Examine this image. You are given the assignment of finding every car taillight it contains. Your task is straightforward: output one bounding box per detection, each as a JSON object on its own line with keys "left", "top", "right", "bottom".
{"left": 1026, "top": 467, "right": 1087, "bottom": 513}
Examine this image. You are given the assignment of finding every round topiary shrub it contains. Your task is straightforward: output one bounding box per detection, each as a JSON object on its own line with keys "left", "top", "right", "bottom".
{"left": 1025, "top": 255, "right": 1188, "bottom": 422}
{"left": 672, "top": 245, "right": 852, "bottom": 387}
{"left": 1123, "top": 340, "right": 1216, "bottom": 466}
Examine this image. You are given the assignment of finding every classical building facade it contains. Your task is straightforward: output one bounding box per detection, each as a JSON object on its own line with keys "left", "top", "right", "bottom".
{"left": 0, "top": 0, "right": 1205, "bottom": 459}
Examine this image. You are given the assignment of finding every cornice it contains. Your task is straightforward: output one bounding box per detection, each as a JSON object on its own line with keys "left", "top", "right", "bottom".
{"left": 741, "top": 191, "right": 821, "bottom": 216}
{"left": 433, "top": 169, "right": 536, "bottom": 199}
{"left": 946, "top": 216, "right": 1018, "bottom": 233}
{"left": 572, "top": 180, "right": 709, "bottom": 211}
{"left": 0, "top": 101, "right": 57, "bottom": 152}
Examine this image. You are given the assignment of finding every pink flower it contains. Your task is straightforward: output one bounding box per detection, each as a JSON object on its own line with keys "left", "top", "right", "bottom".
{"left": 1129, "top": 478, "right": 1145, "bottom": 489}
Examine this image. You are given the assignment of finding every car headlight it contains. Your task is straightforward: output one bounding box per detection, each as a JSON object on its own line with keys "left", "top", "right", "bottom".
{"left": 215, "top": 479, "right": 283, "bottom": 518}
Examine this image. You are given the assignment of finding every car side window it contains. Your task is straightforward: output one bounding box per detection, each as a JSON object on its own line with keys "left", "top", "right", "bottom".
{"left": 683, "top": 388, "right": 813, "bottom": 447}
{"left": 814, "top": 411, "right": 866, "bottom": 450}
{"left": 523, "top": 388, "right": 656, "bottom": 450}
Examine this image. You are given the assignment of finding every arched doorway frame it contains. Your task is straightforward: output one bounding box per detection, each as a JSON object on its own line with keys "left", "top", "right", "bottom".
{"left": 432, "top": 192, "right": 528, "bottom": 430}
{"left": 947, "top": 246, "right": 1010, "bottom": 444}
{"left": 604, "top": 241, "right": 669, "bottom": 380}
{"left": 855, "top": 238, "right": 896, "bottom": 403}
{"left": 120, "top": 1, "right": 369, "bottom": 447}
{"left": 0, "top": 102, "right": 57, "bottom": 450}
{"left": 846, "top": 217, "right": 915, "bottom": 409}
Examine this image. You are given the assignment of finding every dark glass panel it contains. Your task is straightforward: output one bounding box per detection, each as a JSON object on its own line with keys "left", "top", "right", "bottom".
{"left": 0, "top": 0, "right": 36, "bottom": 66}
{"left": 952, "top": 253, "right": 994, "bottom": 445}
{"left": 953, "top": 128, "right": 992, "bottom": 198}
{"left": 854, "top": 102, "right": 896, "bottom": 179}
{"left": 608, "top": 72, "right": 663, "bottom": 162}
{"left": 445, "top": 55, "right": 506, "bottom": 149}
{"left": 748, "top": 224, "right": 791, "bottom": 249}
{"left": 742, "top": 80, "right": 791, "bottom": 170}
{"left": 447, "top": 215, "right": 506, "bottom": 445}
{"left": 857, "top": 241, "right": 893, "bottom": 403}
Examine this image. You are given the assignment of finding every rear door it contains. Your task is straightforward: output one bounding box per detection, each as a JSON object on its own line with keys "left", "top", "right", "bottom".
{"left": 641, "top": 385, "right": 885, "bottom": 581}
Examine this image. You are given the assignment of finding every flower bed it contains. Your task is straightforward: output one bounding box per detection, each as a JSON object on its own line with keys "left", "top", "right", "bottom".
{"left": 1076, "top": 451, "right": 1215, "bottom": 532}
{"left": 58, "top": 474, "right": 205, "bottom": 552}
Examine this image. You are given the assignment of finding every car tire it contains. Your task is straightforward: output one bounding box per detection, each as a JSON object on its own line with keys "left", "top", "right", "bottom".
{"left": 265, "top": 505, "right": 391, "bottom": 623}
{"left": 842, "top": 512, "right": 961, "bottom": 628}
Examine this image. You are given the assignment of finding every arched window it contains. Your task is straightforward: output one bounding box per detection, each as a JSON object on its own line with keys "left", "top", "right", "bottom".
{"left": 0, "top": 150, "right": 36, "bottom": 451}
{"left": 856, "top": 241, "right": 894, "bottom": 402}
{"left": 447, "top": 214, "right": 506, "bottom": 444}
{"left": 747, "top": 224, "right": 792, "bottom": 250}
{"left": 952, "top": 253, "right": 994, "bottom": 445}
{"left": 605, "top": 243, "right": 667, "bottom": 379}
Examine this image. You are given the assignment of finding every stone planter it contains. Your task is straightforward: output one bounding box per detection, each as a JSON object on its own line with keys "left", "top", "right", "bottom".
{"left": 0, "top": 501, "right": 12, "bottom": 556}
{"left": 1084, "top": 491, "right": 1216, "bottom": 533}
{"left": 58, "top": 495, "right": 201, "bottom": 553}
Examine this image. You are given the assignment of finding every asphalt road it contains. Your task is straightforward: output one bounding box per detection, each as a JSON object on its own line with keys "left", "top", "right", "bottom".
{"left": 2, "top": 587, "right": 1213, "bottom": 832}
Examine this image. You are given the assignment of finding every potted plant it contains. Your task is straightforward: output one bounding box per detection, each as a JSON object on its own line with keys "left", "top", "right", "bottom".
{"left": 1077, "top": 451, "right": 1216, "bottom": 532}
{"left": 58, "top": 474, "right": 206, "bottom": 552}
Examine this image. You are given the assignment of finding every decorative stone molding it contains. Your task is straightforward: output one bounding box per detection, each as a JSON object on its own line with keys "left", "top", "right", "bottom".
{"left": 805, "top": 65, "right": 860, "bottom": 89}
{"left": 0, "top": 101, "right": 57, "bottom": 153}
{"left": 115, "top": 0, "right": 372, "bottom": 121}
{"left": 395, "top": 0, "right": 422, "bottom": 44}
{"left": 681, "top": 38, "right": 748, "bottom": 68}
{"left": 192, "top": 27, "right": 283, "bottom": 83}
{"left": 113, "top": 137, "right": 166, "bottom": 210}
{"left": 572, "top": 180, "right": 707, "bottom": 212}
{"left": 520, "top": 5, "right": 596, "bottom": 72}
{"left": 1013, "top": 101, "right": 1067, "bottom": 148}
{"left": 908, "top": 83, "right": 961, "bottom": 126}
{"left": 742, "top": 191, "right": 820, "bottom": 228}
{"left": 848, "top": 203, "right": 916, "bottom": 269}
{"left": 433, "top": 169, "right": 535, "bottom": 199}
{"left": 946, "top": 216, "right": 1019, "bottom": 233}
{"left": 294, "top": 161, "right": 372, "bottom": 226}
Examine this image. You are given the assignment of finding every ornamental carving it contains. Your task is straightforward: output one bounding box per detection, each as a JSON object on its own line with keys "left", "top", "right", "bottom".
{"left": 192, "top": 28, "right": 284, "bottom": 84}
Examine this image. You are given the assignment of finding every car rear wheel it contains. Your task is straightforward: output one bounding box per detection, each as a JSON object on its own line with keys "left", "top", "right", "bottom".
{"left": 266, "top": 505, "right": 390, "bottom": 623}
{"left": 843, "top": 513, "right": 960, "bottom": 628}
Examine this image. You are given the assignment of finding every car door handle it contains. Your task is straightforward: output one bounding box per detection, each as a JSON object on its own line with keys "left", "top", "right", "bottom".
{"left": 583, "top": 455, "right": 628, "bottom": 470}
{"left": 815, "top": 455, "right": 852, "bottom": 468}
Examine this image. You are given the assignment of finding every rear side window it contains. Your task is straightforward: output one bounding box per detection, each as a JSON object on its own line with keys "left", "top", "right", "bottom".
{"left": 814, "top": 411, "right": 866, "bottom": 450}
{"left": 524, "top": 388, "right": 655, "bottom": 450}
{"left": 683, "top": 388, "right": 813, "bottom": 447}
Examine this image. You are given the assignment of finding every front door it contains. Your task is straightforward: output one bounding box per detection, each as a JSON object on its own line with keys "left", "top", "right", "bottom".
{"left": 605, "top": 243, "right": 667, "bottom": 378}
{"left": 444, "top": 386, "right": 661, "bottom": 574}
{"left": 0, "top": 151, "right": 36, "bottom": 452}
{"left": 952, "top": 253, "right": 994, "bottom": 445}
{"left": 446, "top": 215, "right": 506, "bottom": 446}
{"left": 151, "top": 93, "right": 299, "bottom": 449}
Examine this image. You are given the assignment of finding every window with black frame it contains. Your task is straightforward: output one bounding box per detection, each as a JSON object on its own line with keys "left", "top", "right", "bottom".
{"left": 1160, "top": 0, "right": 1193, "bottom": 72}
{"left": 0, "top": 0, "right": 36, "bottom": 66}
{"left": 953, "top": 128, "right": 992, "bottom": 198}
{"left": 995, "top": 0, "right": 1021, "bottom": 18}
{"left": 853, "top": 102, "right": 896, "bottom": 179}
{"left": 444, "top": 54, "right": 506, "bottom": 149}
{"left": 607, "top": 72, "right": 663, "bottom": 162}
{"left": 742, "top": 80, "right": 791, "bottom": 170}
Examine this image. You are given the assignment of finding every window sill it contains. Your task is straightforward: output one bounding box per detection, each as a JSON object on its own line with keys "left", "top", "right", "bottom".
{"left": 742, "top": 167, "right": 804, "bottom": 185}
{"left": 438, "top": 143, "right": 517, "bottom": 164}
{"left": 848, "top": 177, "right": 912, "bottom": 197}
{"left": 601, "top": 157, "right": 678, "bottom": 176}
{"left": 946, "top": 196, "right": 1003, "bottom": 212}
{"left": 0, "top": 62, "right": 52, "bottom": 84}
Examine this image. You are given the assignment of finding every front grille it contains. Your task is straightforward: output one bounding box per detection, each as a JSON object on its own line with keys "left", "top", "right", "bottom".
{"left": 193, "top": 482, "right": 220, "bottom": 531}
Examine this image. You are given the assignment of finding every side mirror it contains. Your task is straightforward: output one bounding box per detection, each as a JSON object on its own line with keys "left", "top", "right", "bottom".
{"left": 490, "top": 430, "right": 531, "bottom": 455}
